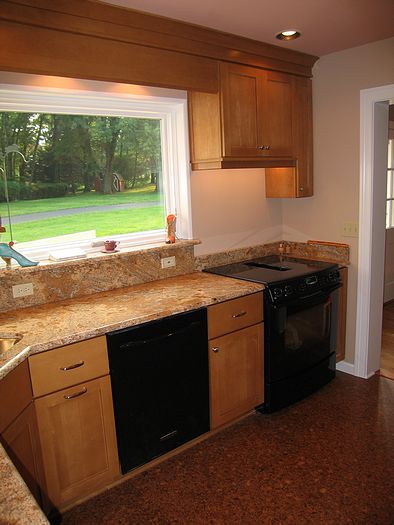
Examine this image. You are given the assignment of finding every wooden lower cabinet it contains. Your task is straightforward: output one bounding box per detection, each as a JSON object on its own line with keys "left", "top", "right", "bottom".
{"left": 209, "top": 323, "right": 264, "bottom": 429}
{"left": 34, "top": 375, "right": 119, "bottom": 510}
{"left": 1, "top": 402, "right": 45, "bottom": 506}
{"left": 336, "top": 267, "right": 348, "bottom": 362}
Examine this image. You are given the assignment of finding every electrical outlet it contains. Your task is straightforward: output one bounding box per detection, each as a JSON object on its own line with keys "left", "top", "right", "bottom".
{"left": 12, "top": 283, "right": 34, "bottom": 298}
{"left": 161, "top": 256, "right": 176, "bottom": 269}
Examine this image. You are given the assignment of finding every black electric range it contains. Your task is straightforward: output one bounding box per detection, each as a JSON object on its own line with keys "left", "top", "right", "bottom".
{"left": 204, "top": 255, "right": 340, "bottom": 303}
{"left": 205, "top": 255, "right": 342, "bottom": 412}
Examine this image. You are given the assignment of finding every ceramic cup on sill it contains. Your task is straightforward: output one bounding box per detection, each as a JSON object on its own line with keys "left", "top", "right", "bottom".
{"left": 104, "top": 240, "right": 119, "bottom": 252}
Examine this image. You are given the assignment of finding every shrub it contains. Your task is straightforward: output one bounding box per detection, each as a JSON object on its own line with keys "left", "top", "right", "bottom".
{"left": 0, "top": 181, "right": 69, "bottom": 201}
{"left": 0, "top": 180, "right": 29, "bottom": 201}
{"left": 29, "top": 182, "right": 69, "bottom": 199}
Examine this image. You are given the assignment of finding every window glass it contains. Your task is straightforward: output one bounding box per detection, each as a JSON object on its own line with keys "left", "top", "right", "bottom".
{"left": 0, "top": 82, "right": 191, "bottom": 262}
{"left": 0, "top": 112, "right": 165, "bottom": 245}
{"left": 387, "top": 138, "right": 394, "bottom": 229}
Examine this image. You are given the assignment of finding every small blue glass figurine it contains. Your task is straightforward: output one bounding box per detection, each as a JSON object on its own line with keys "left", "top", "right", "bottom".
{"left": 0, "top": 241, "right": 38, "bottom": 268}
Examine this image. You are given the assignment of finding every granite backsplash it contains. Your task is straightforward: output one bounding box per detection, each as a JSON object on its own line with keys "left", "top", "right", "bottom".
{"left": 0, "top": 239, "right": 349, "bottom": 313}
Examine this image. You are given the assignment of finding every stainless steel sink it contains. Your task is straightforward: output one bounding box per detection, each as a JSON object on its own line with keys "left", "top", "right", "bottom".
{"left": 0, "top": 335, "right": 22, "bottom": 354}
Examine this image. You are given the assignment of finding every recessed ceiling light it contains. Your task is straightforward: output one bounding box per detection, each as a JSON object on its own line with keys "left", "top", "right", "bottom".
{"left": 276, "top": 30, "right": 301, "bottom": 41}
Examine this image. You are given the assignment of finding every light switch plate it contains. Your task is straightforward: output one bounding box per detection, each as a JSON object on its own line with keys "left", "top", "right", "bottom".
{"left": 342, "top": 222, "right": 359, "bottom": 237}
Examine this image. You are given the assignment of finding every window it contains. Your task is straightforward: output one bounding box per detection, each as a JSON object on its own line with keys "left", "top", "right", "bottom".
{"left": 387, "top": 136, "right": 394, "bottom": 229}
{"left": 0, "top": 82, "right": 191, "bottom": 261}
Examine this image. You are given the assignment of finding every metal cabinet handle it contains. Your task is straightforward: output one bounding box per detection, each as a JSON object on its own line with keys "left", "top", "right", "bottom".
{"left": 299, "top": 186, "right": 304, "bottom": 191}
{"left": 59, "top": 360, "right": 84, "bottom": 371}
{"left": 232, "top": 310, "right": 247, "bottom": 318}
{"left": 64, "top": 387, "right": 87, "bottom": 400}
{"left": 258, "top": 145, "right": 271, "bottom": 151}
{"left": 212, "top": 347, "right": 219, "bottom": 353}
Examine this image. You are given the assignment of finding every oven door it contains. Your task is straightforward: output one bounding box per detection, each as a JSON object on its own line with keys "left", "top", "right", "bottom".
{"left": 265, "top": 285, "right": 340, "bottom": 384}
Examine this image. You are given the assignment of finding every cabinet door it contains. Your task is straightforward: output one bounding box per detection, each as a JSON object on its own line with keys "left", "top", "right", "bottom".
{"left": 35, "top": 376, "right": 119, "bottom": 510}
{"left": 291, "top": 75, "right": 313, "bottom": 196}
{"left": 220, "top": 62, "right": 263, "bottom": 157}
{"left": 1, "top": 402, "right": 45, "bottom": 506}
{"left": 209, "top": 323, "right": 264, "bottom": 429}
{"left": 261, "top": 71, "right": 293, "bottom": 157}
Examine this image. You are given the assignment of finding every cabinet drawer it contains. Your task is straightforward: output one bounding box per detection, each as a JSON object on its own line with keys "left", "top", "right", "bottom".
{"left": 208, "top": 292, "right": 263, "bottom": 339}
{"left": 29, "top": 336, "right": 109, "bottom": 397}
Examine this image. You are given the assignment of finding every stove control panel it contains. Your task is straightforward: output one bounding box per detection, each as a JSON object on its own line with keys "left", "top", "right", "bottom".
{"left": 268, "top": 268, "right": 341, "bottom": 304}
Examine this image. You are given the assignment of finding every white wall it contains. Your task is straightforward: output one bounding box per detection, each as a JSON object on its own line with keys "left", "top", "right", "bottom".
{"left": 282, "top": 37, "right": 394, "bottom": 363}
{"left": 191, "top": 168, "right": 282, "bottom": 255}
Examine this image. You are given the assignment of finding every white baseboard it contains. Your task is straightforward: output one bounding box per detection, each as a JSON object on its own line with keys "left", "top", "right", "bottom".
{"left": 336, "top": 361, "right": 356, "bottom": 376}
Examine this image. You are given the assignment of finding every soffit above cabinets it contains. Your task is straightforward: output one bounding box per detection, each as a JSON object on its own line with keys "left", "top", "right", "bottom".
{"left": 100, "top": 0, "right": 394, "bottom": 56}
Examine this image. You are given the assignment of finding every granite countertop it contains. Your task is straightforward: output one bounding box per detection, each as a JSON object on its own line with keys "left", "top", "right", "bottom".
{"left": 0, "top": 271, "right": 264, "bottom": 525}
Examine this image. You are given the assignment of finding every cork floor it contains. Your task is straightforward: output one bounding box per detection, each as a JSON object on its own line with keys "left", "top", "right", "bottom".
{"left": 61, "top": 372, "right": 394, "bottom": 525}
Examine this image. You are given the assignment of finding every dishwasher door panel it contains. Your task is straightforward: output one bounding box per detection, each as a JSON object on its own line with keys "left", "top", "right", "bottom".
{"left": 107, "top": 308, "right": 209, "bottom": 474}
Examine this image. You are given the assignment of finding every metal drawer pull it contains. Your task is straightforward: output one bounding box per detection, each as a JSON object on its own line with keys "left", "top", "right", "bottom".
{"left": 159, "top": 430, "right": 178, "bottom": 442}
{"left": 212, "top": 347, "right": 219, "bottom": 353}
{"left": 60, "top": 360, "right": 85, "bottom": 371}
{"left": 64, "top": 387, "right": 87, "bottom": 400}
{"left": 232, "top": 311, "right": 247, "bottom": 318}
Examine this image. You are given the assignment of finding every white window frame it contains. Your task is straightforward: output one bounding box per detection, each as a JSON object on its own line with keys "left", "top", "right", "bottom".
{"left": 0, "top": 82, "right": 192, "bottom": 260}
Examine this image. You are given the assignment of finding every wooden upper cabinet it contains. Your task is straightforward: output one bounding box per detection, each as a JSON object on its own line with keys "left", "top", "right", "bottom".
{"left": 262, "top": 71, "right": 293, "bottom": 158}
{"left": 220, "top": 63, "right": 262, "bottom": 158}
{"left": 265, "top": 76, "right": 313, "bottom": 198}
{"left": 221, "top": 63, "right": 295, "bottom": 159}
{"left": 188, "top": 61, "right": 313, "bottom": 198}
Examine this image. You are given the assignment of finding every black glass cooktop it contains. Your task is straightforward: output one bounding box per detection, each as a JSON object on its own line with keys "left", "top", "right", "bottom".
{"left": 204, "top": 255, "right": 337, "bottom": 285}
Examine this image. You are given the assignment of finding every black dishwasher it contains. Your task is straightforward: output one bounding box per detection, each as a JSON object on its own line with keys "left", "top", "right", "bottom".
{"left": 107, "top": 308, "right": 210, "bottom": 474}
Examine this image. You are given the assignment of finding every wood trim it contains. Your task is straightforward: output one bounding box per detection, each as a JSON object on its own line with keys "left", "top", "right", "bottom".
{"left": 1, "top": 0, "right": 318, "bottom": 85}
{"left": 0, "top": 20, "right": 219, "bottom": 92}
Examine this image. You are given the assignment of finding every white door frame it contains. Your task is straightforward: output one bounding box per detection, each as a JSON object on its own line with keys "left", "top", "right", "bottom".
{"left": 355, "top": 84, "right": 394, "bottom": 378}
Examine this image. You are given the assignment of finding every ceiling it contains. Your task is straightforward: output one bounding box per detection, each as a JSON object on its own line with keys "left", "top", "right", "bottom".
{"left": 99, "top": 0, "right": 394, "bottom": 57}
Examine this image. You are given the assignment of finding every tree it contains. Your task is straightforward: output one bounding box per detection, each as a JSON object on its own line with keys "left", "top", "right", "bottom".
{"left": 92, "top": 117, "right": 122, "bottom": 194}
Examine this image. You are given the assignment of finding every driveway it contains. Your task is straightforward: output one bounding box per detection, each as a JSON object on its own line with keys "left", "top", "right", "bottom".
{"left": 9, "top": 201, "right": 161, "bottom": 224}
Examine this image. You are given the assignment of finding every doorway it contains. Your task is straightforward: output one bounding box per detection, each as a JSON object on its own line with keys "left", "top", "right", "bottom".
{"left": 379, "top": 106, "right": 394, "bottom": 379}
{"left": 355, "top": 84, "right": 394, "bottom": 378}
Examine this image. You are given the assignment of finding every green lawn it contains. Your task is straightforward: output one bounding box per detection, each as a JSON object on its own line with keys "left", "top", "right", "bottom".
{"left": 0, "top": 186, "right": 166, "bottom": 243}
{"left": 0, "top": 186, "right": 162, "bottom": 216}
{"left": 6, "top": 206, "right": 165, "bottom": 243}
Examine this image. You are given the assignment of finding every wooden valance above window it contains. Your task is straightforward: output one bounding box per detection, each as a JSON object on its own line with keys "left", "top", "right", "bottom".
{"left": 0, "top": 0, "right": 318, "bottom": 93}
